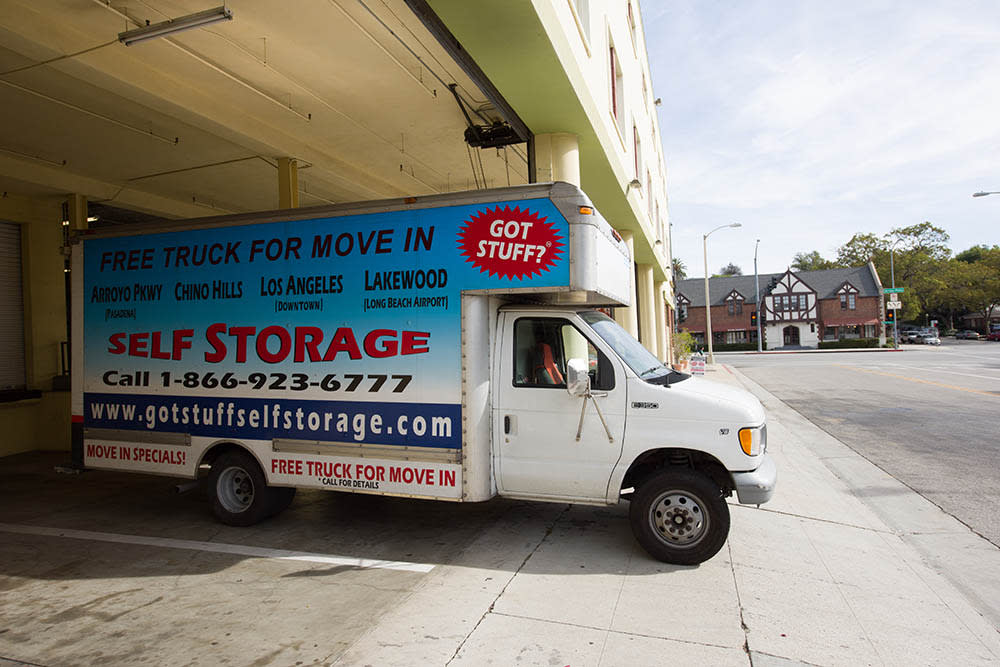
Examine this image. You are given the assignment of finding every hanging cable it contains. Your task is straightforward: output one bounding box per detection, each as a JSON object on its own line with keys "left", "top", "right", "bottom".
{"left": 0, "top": 40, "right": 118, "bottom": 77}
{"left": 465, "top": 144, "right": 481, "bottom": 190}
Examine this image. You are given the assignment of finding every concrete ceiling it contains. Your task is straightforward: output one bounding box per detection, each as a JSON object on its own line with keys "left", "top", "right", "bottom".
{"left": 0, "top": 0, "right": 528, "bottom": 218}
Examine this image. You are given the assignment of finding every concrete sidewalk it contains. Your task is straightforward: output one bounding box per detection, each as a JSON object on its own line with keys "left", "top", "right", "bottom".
{"left": 338, "top": 364, "right": 1000, "bottom": 666}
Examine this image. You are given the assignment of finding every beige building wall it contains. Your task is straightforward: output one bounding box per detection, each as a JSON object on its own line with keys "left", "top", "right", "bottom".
{"left": 1, "top": 194, "right": 71, "bottom": 456}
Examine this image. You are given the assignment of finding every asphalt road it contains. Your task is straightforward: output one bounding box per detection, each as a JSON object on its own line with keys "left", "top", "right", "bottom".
{"left": 724, "top": 339, "right": 1000, "bottom": 547}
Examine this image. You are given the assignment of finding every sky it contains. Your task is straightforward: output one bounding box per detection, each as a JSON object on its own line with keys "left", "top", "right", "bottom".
{"left": 641, "top": 1, "right": 1000, "bottom": 279}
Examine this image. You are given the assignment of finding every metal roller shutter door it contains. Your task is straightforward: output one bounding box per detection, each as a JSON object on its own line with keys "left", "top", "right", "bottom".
{"left": 0, "top": 222, "right": 26, "bottom": 390}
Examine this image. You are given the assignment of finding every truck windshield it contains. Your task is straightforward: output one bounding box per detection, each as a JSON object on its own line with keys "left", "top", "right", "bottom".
{"left": 579, "top": 311, "right": 688, "bottom": 385}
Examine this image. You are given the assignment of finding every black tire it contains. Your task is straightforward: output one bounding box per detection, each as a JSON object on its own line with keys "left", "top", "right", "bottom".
{"left": 629, "top": 469, "right": 730, "bottom": 565}
{"left": 266, "top": 486, "right": 297, "bottom": 518}
{"left": 209, "top": 450, "right": 289, "bottom": 526}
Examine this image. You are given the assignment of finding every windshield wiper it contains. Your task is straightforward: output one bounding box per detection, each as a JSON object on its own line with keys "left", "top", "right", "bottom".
{"left": 639, "top": 365, "right": 665, "bottom": 377}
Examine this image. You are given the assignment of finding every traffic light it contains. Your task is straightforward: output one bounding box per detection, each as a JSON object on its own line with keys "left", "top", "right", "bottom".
{"left": 750, "top": 310, "right": 757, "bottom": 326}
{"left": 886, "top": 309, "right": 895, "bottom": 323}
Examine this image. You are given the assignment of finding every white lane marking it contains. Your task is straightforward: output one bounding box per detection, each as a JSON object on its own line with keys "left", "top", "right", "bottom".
{"left": 0, "top": 523, "right": 434, "bottom": 573}
{"left": 877, "top": 364, "right": 1000, "bottom": 382}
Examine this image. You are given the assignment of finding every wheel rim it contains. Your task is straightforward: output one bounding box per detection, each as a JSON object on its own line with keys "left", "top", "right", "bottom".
{"left": 217, "top": 465, "right": 254, "bottom": 513}
{"left": 649, "top": 489, "right": 709, "bottom": 548}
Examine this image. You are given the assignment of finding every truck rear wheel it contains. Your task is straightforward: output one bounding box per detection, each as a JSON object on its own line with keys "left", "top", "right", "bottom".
{"left": 629, "top": 469, "right": 730, "bottom": 565}
{"left": 210, "top": 451, "right": 293, "bottom": 526}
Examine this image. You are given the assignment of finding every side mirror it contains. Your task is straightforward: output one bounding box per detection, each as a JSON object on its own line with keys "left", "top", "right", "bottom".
{"left": 566, "top": 358, "right": 590, "bottom": 397}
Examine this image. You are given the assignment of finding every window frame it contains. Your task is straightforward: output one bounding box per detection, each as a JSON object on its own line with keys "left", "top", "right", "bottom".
{"left": 511, "top": 316, "right": 615, "bottom": 391}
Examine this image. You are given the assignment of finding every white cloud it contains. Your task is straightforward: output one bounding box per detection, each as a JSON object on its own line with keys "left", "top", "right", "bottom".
{"left": 643, "top": 1, "right": 1000, "bottom": 272}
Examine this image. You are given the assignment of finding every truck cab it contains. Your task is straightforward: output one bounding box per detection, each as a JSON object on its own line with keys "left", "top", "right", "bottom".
{"left": 494, "top": 306, "right": 774, "bottom": 564}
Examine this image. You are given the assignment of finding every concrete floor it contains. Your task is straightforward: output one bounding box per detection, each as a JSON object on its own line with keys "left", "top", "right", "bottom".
{"left": 0, "top": 452, "right": 536, "bottom": 666}
{"left": 2, "top": 360, "right": 999, "bottom": 666}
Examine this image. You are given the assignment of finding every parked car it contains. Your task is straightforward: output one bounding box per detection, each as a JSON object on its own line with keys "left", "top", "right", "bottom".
{"left": 955, "top": 330, "right": 981, "bottom": 340}
{"left": 903, "top": 330, "right": 922, "bottom": 343}
{"left": 916, "top": 332, "right": 941, "bottom": 345}
{"left": 987, "top": 331, "right": 1000, "bottom": 342}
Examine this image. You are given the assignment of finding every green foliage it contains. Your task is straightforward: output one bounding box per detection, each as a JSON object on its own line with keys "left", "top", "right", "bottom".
{"left": 672, "top": 257, "right": 687, "bottom": 280}
{"left": 711, "top": 342, "right": 761, "bottom": 352}
{"left": 717, "top": 263, "right": 742, "bottom": 276}
{"left": 790, "top": 225, "right": 995, "bottom": 333}
{"left": 818, "top": 338, "right": 880, "bottom": 349}
{"left": 955, "top": 244, "right": 998, "bottom": 263}
{"left": 836, "top": 233, "right": 886, "bottom": 267}
{"left": 835, "top": 222, "right": 953, "bottom": 324}
{"left": 672, "top": 330, "right": 697, "bottom": 360}
{"left": 791, "top": 250, "right": 838, "bottom": 271}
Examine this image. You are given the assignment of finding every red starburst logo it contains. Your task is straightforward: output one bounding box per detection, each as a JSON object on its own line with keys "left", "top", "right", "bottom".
{"left": 457, "top": 206, "right": 564, "bottom": 280}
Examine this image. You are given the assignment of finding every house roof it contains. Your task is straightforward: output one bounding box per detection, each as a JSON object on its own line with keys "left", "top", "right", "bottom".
{"left": 676, "top": 265, "right": 882, "bottom": 308}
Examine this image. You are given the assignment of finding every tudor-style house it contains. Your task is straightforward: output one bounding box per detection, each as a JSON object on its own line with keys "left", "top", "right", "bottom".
{"left": 675, "top": 262, "right": 886, "bottom": 350}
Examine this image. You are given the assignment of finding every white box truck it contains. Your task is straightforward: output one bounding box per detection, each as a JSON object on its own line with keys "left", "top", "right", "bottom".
{"left": 71, "top": 182, "right": 775, "bottom": 565}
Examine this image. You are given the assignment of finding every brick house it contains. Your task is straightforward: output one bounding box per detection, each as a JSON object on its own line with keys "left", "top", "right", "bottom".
{"left": 675, "top": 262, "right": 886, "bottom": 350}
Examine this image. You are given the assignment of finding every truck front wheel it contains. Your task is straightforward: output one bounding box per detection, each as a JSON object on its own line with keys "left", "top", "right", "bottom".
{"left": 210, "top": 451, "right": 294, "bottom": 526}
{"left": 629, "top": 469, "right": 730, "bottom": 565}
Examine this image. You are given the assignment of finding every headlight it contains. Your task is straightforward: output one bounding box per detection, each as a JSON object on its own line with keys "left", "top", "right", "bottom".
{"left": 738, "top": 425, "right": 765, "bottom": 456}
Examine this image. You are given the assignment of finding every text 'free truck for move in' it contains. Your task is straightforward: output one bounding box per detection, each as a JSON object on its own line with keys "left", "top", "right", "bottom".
{"left": 73, "top": 182, "right": 776, "bottom": 565}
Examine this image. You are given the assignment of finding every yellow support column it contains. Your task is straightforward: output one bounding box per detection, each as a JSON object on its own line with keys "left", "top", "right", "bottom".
{"left": 655, "top": 280, "right": 670, "bottom": 362}
{"left": 533, "top": 133, "right": 580, "bottom": 186}
{"left": 636, "top": 263, "right": 657, "bottom": 356}
{"left": 278, "top": 157, "right": 299, "bottom": 209}
{"left": 613, "top": 231, "right": 639, "bottom": 339}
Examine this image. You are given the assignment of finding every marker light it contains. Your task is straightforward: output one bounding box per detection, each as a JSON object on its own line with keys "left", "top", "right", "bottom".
{"left": 738, "top": 427, "right": 763, "bottom": 456}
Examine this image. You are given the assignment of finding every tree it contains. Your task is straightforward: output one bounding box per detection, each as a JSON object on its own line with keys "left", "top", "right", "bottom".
{"left": 955, "top": 244, "right": 1000, "bottom": 264}
{"left": 932, "top": 256, "right": 1000, "bottom": 331}
{"left": 835, "top": 222, "right": 951, "bottom": 323}
{"left": 836, "top": 233, "right": 886, "bottom": 267}
{"left": 791, "top": 250, "right": 838, "bottom": 272}
{"left": 672, "top": 257, "right": 687, "bottom": 281}
{"left": 889, "top": 222, "right": 950, "bottom": 262}
{"left": 717, "top": 263, "right": 742, "bottom": 276}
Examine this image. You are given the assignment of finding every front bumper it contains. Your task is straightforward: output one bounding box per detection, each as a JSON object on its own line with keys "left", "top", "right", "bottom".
{"left": 732, "top": 453, "right": 777, "bottom": 505}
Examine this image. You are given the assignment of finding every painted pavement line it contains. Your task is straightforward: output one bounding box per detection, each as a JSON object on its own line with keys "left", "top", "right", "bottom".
{"left": 877, "top": 363, "right": 1000, "bottom": 382}
{"left": 834, "top": 364, "right": 999, "bottom": 398}
{"left": 0, "top": 522, "right": 435, "bottom": 573}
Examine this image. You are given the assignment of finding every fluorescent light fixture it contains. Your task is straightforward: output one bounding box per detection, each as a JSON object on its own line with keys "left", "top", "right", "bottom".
{"left": 118, "top": 6, "right": 233, "bottom": 46}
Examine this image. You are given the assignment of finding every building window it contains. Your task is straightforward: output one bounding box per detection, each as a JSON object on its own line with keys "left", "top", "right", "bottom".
{"left": 849, "top": 294, "right": 856, "bottom": 309}
{"left": 627, "top": 2, "right": 638, "bottom": 52}
{"left": 610, "top": 42, "right": 624, "bottom": 123}
{"left": 728, "top": 301, "right": 734, "bottom": 315}
{"left": 633, "top": 124, "right": 641, "bottom": 179}
{"left": 798, "top": 294, "right": 807, "bottom": 310}
{"left": 571, "top": 0, "right": 590, "bottom": 44}
{"left": 679, "top": 303, "right": 688, "bottom": 321}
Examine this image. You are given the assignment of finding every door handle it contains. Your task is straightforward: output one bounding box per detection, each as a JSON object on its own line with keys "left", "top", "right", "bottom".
{"left": 504, "top": 415, "right": 511, "bottom": 434}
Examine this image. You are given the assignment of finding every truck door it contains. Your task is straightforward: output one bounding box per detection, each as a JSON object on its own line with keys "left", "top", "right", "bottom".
{"left": 495, "top": 312, "right": 626, "bottom": 501}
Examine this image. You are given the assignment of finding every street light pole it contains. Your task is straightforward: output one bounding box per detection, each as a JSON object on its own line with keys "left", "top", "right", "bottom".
{"left": 754, "top": 239, "right": 762, "bottom": 353}
{"left": 890, "top": 245, "right": 898, "bottom": 348}
{"left": 703, "top": 222, "right": 742, "bottom": 364}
